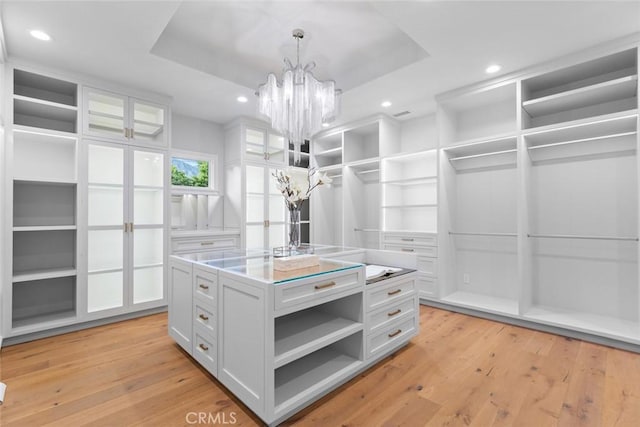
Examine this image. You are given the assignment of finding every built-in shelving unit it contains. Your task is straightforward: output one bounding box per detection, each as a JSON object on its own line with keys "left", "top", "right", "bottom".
{"left": 6, "top": 68, "right": 80, "bottom": 333}
{"left": 434, "top": 41, "right": 640, "bottom": 346}
{"left": 522, "top": 48, "right": 638, "bottom": 129}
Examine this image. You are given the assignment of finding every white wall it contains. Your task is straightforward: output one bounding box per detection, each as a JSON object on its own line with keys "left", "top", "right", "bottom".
{"left": 400, "top": 114, "right": 438, "bottom": 152}
{"left": 171, "top": 112, "right": 225, "bottom": 188}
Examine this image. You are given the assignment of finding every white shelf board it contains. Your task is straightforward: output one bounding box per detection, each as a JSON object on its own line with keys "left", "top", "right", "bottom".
{"left": 381, "top": 176, "right": 437, "bottom": 186}
{"left": 449, "top": 150, "right": 517, "bottom": 171}
{"left": 315, "top": 146, "right": 343, "bottom": 157}
{"left": 13, "top": 267, "right": 77, "bottom": 283}
{"left": 524, "top": 305, "right": 640, "bottom": 343}
{"left": 89, "top": 267, "right": 124, "bottom": 275}
{"left": 12, "top": 309, "right": 77, "bottom": 331}
{"left": 527, "top": 132, "right": 636, "bottom": 162}
{"left": 441, "top": 291, "right": 519, "bottom": 316}
{"left": 444, "top": 136, "right": 517, "bottom": 158}
{"left": 13, "top": 125, "right": 78, "bottom": 141}
{"left": 522, "top": 75, "right": 638, "bottom": 117}
{"left": 14, "top": 95, "right": 78, "bottom": 121}
{"left": 88, "top": 109, "right": 124, "bottom": 121}
{"left": 274, "top": 346, "right": 361, "bottom": 411}
{"left": 133, "top": 263, "right": 163, "bottom": 270}
{"left": 14, "top": 225, "right": 76, "bottom": 232}
{"left": 381, "top": 204, "right": 437, "bottom": 209}
{"left": 524, "top": 112, "right": 637, "bottom": 144}
{"left": 275, "top": 311, "right": 362, "bottom": 368}
{"left": 13, "top": 177, "right": 77, "bottom": 186}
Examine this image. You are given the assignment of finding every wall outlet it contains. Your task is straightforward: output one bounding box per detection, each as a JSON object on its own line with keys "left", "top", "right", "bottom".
{"left": 463, "top": 273, "right": 470, "bottom": 284}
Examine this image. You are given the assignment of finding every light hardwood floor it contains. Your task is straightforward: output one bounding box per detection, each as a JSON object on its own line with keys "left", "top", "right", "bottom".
{"left": 1, "top": 306, "right": 639, "bottom": 426}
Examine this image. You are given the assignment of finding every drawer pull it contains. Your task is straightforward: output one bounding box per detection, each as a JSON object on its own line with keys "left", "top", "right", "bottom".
{"left": 388, "top": 309, "right": 402, "bottom": 317}
{"left": 388, "top": 329, "right": 402, "bottom": 338}
{"left": 401, "top": 248, "right": 415, "bottom": 252}
{"left": 387, "top": 289, "right": 402, "bottom": 296}
{"left": 201, "top": 242, "right": 214, "bottom": 246}
{"left": 199, "top": 314, "right": 209, "bottom": 321}
{"left": 199, "top": 284, "right": 209, "bottom": 290}
{"left": 401, "top": 238, "right": 414, "bottom": 242}
{"left": 314, "top": 281, "right": 336, "bottom": 290}
{"left": 199, "top": 343, "right": 209, "bottom": 351}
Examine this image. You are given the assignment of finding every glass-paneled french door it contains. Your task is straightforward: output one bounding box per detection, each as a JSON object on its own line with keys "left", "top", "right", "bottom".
{"left": 245, "top": 163, "right": 286, "bottom": 249}
{"left": 84, "top": 140, "right": 166, "bottom": 315}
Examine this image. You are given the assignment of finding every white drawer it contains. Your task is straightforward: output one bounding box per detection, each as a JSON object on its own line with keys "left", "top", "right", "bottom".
{"left": 383, "top": 233, "right": 437, "bottom": 247}
{"left": 172, "top": 236, "right": 238, "bottom": 253}
{"left": 417, "top": 256, "right": 437, "bottom": 276}
{"left": 417, "top": 274, "right": 438, "bottom": 298}
{"left": 366, "top": 276, "right": 415, "bottom": 311}
{"left": 382, "top": 244, "right": 438, "bottom": 257}
{"left": 367, "top": 316, "right": 417, "bottom": 358}
{"left": 367, "top": 296, "right": 416, "bottom": 333}
{"left": 274, "top": 268, "right": 363, "bottom": 312}
{"left": 193, "top": 327, "right": 217, "bottom": 376}
{"left": 194, "top": 267, "right": 217, "bottom": 303}
{"left": 194, "top": 301, "right": 216, "bottom": 335}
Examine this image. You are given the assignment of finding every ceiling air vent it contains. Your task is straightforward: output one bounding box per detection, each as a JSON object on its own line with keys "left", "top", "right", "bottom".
{"left": 393, "top": 111, "right": 411, "bottom": 117}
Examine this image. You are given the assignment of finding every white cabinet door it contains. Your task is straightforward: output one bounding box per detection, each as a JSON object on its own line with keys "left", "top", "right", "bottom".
{"left": 130, "top": 98, "right": 168, "bottom": 148}
{"left": 131, "top": 148, "right": 166, "bottom": 305}
{"left": 83, "top": 87, "right": 129, "bottom": 142}
{"left": 244, "top": 127, "right": 286, "bottom": 165}
{"left": 245, "top": 164, "right": 285, "bottom": 249}
{"left": 83, "top": 88, "right": 168, "bottom": 148}
{"left": 85, "top": 143, "right": 166, "bottom": 313}
{"left": 87, "top": 141, "right": 126, "bottom": 312}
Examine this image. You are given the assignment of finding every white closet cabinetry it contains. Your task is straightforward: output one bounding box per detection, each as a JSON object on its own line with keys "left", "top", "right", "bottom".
{"left": 436, "top": 41, "right": 640, "bottom": 346}
{"left": 224, "top": 121, "right": 287, "bottom": 249}
{"left": 3, "top": 67, "right": 80, "bottom": 337}
{"left": 84, "top": 141, "right": 167, "bottom": 314}
{"left": 83, "top": 87, "right": 168, "bottom": 148}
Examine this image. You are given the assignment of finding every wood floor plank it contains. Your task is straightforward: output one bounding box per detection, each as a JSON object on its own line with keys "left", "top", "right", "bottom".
{"left": 2, "top": 306, "right": 639, "bottom": 426}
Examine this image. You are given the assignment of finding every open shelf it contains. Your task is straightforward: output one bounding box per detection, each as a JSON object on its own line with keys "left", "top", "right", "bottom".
{"left": 13, "top": 129, "right": 77, "bottom": 182}
{"left": 14, "top": 68, "right": 77, "bottom": 106}
{"left": 445, "top": 136, "right": 517, "bottom": 171}
{"left": 522, "top": 48, "right": 638, "bottom": 128}
{"left": 524, "top": 305, "right": 640, "bottom": 343}
{"left": 14, "top": 95, "right": 78, "bottom": 133}
{"left": 523, "top": 75, "right": 637, "bottom": 117}
{"left": 274, "top": 332, "right": 362, "bottom": 411}
{"left": 275, "top": 309, "right": 363, "bottom": 368}
{"left": 13, "top": 229, "right": 76, "bottom": 275}
{"left": 525, "top": 112, "right": 637, "bottom": 162}
{"left": 13, "top": 181, "right": 76, "bottom": 227}
{"left": 381, "top": 149, "right": 437, "bottom": 182}
{"left": 314, "top": 132, "right": 342, "bottom": 168}
{"left": 344, "top": 122, "right": 379, "bottom": 163}
{"left": 12, "top": 276, "right": 76, "bottom": 329}
{"left": 441, "top": 291, "right": 519, "bottom": 316}
{"left": 439, "top": 82, "right": 517, "bottom": 145}
{"left": 13, "top": 267, "right": 77, "bottom": 283}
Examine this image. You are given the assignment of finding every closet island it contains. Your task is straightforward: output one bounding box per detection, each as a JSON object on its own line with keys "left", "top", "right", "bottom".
{"left": 168, "top": 246, "right": 419, "bottom": 426}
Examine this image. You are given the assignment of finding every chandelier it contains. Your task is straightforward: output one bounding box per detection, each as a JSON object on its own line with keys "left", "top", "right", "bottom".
{"left": 257, "top": 29, "right": 341, "bottom": 164}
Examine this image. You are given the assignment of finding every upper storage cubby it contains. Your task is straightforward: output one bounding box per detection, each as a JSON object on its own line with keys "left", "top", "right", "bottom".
{"left": 343, "top": 122, "right": 379, "bottom": 163}
{"left": 438, "top": 82, "right": 517, "bottom": 146}
{"left": 522, "top": 48, "right": 638, "bottom": 129}
{"left": 13, "top": 69, "right": 78, "bottom": 133}
{"left": 313, "top": 132, "right": 342, "bottom": 168}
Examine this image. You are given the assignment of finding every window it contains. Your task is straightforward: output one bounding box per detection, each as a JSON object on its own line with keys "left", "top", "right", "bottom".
{"left": 170, "top": 151, "right": 217, "bottom": 192}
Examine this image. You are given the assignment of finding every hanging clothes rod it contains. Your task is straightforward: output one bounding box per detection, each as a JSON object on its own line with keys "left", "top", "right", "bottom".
{"left": 354, "top": 228, "right": 380, "bottom": 232}
{"left": 527, "top": 233, "right": 639, "bottom": 242}
{"left": 449, "top": 231, "right": 517, "bottom": 237}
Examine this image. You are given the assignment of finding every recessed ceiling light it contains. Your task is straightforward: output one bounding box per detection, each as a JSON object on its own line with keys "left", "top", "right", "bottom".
{"left": 485, "top": 64, "right": 501, "bottom": 74}
{"left": 381, "top": 101, "right": 392, "bottom": 108}
{"left": 30, "top": 30, "right": 51, "bottom": 41}
{"left": 322, "top": 123, "right": 330, "bottom": 128}
{"left": 237, "top": 96, "right": 248, "bottom": 103}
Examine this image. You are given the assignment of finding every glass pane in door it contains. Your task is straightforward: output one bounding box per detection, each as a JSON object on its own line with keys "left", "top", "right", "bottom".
{"left": 269, "top": 223, "right": 285, "bottom": 248}
{"left": 132, "top": 227, "right": 164, "bottom": 304}
{"left": 89, "top": 186, "right": 123, "bottom": 226}
{"left": 267, "top": 133, "right": 285, "bottom": 164}
{"left": 245, "top": 128, "right": 265, "bottom": 162}
{"left": 246, "top": 224, "right": 265, "bottom": 249}
{"left": 246, "top": 165, "right": 264, "bottom": 222}
{"left": 87, "top": 90, "right": 126, "bottom": 139}
{"left": 133, "top": 266, "right": 164, "bottom": 304}
{"left": 134, "top": 150, "right": 164, "bottom": 187}
{"left": 88, "top": 230, "right": 123, "bottom": 272}
{"left": 88, "top": 144, "right": 124, "bottom": 227}
{"left": 88, "top": 272, "right": 124, "bottom": 313}
{"left": 134, "top": 188, "right": 163, "bottom": 225}
{"left": 132, "top": 100, "right": 165, "bottom": 144}
{"left": 88, "top": 144, "right": 123, "bottom": 184}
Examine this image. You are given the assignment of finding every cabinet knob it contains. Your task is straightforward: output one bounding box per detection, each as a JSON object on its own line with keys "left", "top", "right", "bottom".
{"left": 401, "top": 248, "right": 414, "bottom": 252}
{"left": 199, "top": 343, "right": 209, "bottom": 351}
{"left": 199, "top": 314, "right": 209, "bottom": 321}
{"left": 200, "top": 242, "right": 214, "bottom": 246}
{"left": 199, "top": 284, "right": 209, "bottom": 290}
{"left": 401, "top": 238, "right": 414, "bottom": 242}
{"left": 387, "top": 309, "right": 402, "bottom": 317}
{"left": 387, "top": 289, "right": 402, "bottom": 296}
{"left": 388, "top": 329, "right": 402, "bottom": 338}
{"left": 314, "top": 281, "right": 336, "bottom": 290}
